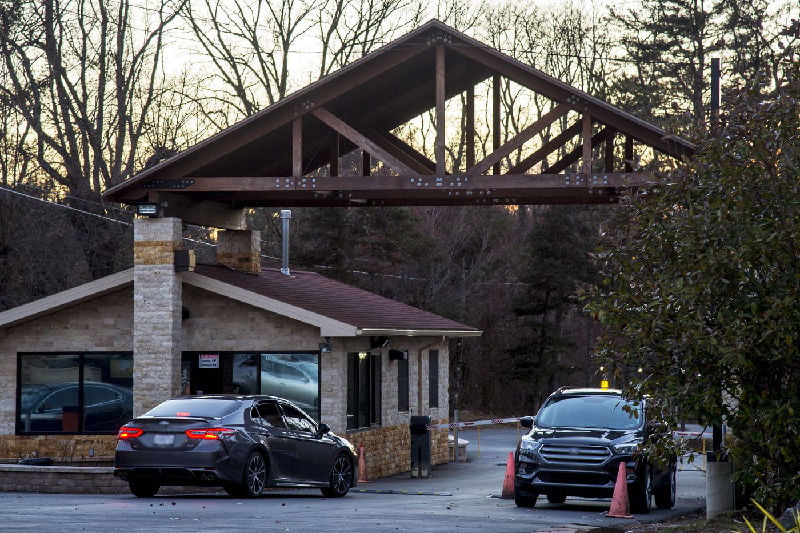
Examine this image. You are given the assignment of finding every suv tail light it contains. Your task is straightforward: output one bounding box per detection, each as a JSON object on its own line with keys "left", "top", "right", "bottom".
{"left": 118, "top": 427, "right": 144, "bottom": 439}
{"left": 185, "top": 428, "right": 236, "bottom": 440}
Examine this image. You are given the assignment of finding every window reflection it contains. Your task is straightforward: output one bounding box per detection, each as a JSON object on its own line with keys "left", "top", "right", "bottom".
{"left": 18, "top": 353, "right": 133, "bottom": 434}
{"left": 260, "top": 353, "right": 319, "bottom": 421}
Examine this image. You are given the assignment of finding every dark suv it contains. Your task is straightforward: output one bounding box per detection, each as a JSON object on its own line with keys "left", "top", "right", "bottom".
{"left": 514, "top": 387, "right": 676, "bottom": 512}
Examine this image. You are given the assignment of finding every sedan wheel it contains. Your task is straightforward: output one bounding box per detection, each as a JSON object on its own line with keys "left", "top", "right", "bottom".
{"left": 320, "top": 454, "right": 353, "bottom": 497}
{"left": 128, "top": 479, "right": 159, "bottom": 498}
{"left": 241, "top": 452, "right": 267, "bottom": 498}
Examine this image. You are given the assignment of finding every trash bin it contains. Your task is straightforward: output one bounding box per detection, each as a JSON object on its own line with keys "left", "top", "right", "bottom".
{"left": 410, "top": 415, "right": 431, "bottom": 478}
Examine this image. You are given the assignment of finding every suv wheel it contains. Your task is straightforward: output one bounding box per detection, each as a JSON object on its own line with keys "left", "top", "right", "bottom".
{"left": 629, "top": 463, "right": 652, "bottom": 514}
{"left": 514, "top": 488, "right": 538, "bottom": 508}
{"left": 654, "top": 463, "right": 676, "bottom": 509}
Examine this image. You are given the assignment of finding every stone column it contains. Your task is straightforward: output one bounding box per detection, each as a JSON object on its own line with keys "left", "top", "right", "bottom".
{"left": 133, "top": 217, "right": 183, "bottom": 415}
{"left": 216, "top": 230, "right": 261, "bottom": 273}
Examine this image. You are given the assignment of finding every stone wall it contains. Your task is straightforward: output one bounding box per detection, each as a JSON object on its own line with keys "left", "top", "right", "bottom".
{"left": 0, "top": 288, "right": 134, "bottom": 435}
{"left": 0, "top": 435, "right": 117, "bottom": 461}
{"left": 215, "top": 230, "right": 261, "bottom": 274}
{"left": 0, "top": 464, "right": 128, "bottom": 494}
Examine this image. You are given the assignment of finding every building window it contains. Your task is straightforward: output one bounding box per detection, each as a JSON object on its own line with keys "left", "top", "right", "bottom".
{"left": 429, "top": 349, "right": 439, "bottom": 408}
{"left": 347, "top": 352, "right": 381, "bottom": 430}
{"left": 17, "top": 352, "right": 133, "bottom": 434}
{"left": 397, "top": 355, "right": 409, "bottom": 412}
{"left": 182, "top": 351, "right": 320, "bottom": 421}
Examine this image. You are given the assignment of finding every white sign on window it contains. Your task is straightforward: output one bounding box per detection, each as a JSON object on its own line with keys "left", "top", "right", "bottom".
{"left": 198, "top": 353, "right": 219, "bottom": 369}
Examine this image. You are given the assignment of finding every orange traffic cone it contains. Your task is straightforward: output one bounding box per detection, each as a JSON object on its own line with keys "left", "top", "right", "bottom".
{"left": 357, "top": 443, "right": 370, "bottom": 483}
{"left": 605, "top": 462, "right": 634, "bottom": 518}
{"left": 501, "top": 451, "right": 515, "bottom": 499}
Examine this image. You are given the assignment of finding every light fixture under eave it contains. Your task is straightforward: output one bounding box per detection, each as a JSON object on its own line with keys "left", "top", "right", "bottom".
{"left": 136, "top": 202, "right": 161, "bottom": 217}
{"left": 370, "top": 336, "right": 390, "bottom": 349}
{"left": 319, "top": 337, "right": 333, "bottom": 353}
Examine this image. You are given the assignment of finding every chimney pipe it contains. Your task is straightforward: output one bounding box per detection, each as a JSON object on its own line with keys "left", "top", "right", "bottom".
{"left": 280, "top": 210, "right": 291, "bottom": 275}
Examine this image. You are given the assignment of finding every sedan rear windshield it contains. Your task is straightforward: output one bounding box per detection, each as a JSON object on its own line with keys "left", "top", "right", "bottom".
{"left": 536, "top": 395, "right": 643, "bottom": 430}
{"left": 143, "top": 399, "right": 241, "bottom": 419}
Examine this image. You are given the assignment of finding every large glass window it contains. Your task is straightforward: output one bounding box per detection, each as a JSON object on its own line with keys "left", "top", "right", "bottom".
{"left": 182, "top": 351, "right": 321, "bottom": 422}
{"left": 429, "top": 350, "right": 439, "bottom": 408}
{"left": 397, "top": 355, "right": 409, "bottom": 412}
{"left": 17, "top": 352, "right": 133, "bottom": 434}
{"left": 260, "top": 353, "right": 319, "bottom": 421}
{"left": 347, "top": 352, "right": 381, "bottom": 430}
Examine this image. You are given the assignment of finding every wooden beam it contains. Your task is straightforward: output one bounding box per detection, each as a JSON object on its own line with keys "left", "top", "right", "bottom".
{"left": 329, "top": 133, "right": 339, "bottom": 177}
{"left": 358, "top": 125, "right": 434, "bottom": 175}
{"left": 582, "top": 114, "right": 592, "bottom": 174}
{"left": 170, "top": 172, "right": 653, "bottom": 193}
{"left": 363, "top": 150, "right": 371, "bottom": 176}
{"left": 605, "top": 129, "right": 616, "bottom": 173}
{"left": 548, "top": 127, "right": 611, "bottom": 174}
{"left": 492, "top": 74, "right": 501, "bottom": 175}
{"left": 625, "top": 135, "right": 634, "bottom": 172}
{"left": 106, "top": 45, "right": 430, "bottom": 200}
{"left": 508, "top": 121, "right": 582, "bottom": 174}
{"left": 311, "top": 107, "right": 417, "bottom": 176}
{"left": 466, "top": 82, "right": 475, "bottom": 169}
{"left": 450, "top": 43, "right": 695, "bottom": 159}
{"left": 435, "top": 45, "right": 446, "bottom": 175}
{"left": 465, "top": 104, "right": 568, "bottom": 178}
{"left": 293, "top": 118, "right": 302, "bottom": 178}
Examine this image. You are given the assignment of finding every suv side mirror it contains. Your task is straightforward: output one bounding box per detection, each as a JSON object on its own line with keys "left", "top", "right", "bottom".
{"left": 316, "top": 423, "right": 330, "bottom": 438}
{"left": 520, "top": 416, "right": 534, "bottom": 429}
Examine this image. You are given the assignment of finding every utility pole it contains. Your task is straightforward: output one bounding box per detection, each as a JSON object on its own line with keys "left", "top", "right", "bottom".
{"left": 705, "top": 56, "right": 734, "bottom": 520}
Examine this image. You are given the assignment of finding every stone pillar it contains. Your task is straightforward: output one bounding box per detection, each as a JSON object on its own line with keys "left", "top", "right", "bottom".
{"left": 133, "top": 218, "right": 183, "bottom": 416}
{"left": 706, "top": 459, "right": 734, "bottom": 518}
{"left": 217, "top": 230, "right": 261, "bottom": 274}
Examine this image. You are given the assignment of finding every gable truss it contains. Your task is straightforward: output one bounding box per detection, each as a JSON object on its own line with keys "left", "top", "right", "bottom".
{"left": 106, "top": 21, "right": 694, "bottom": 214}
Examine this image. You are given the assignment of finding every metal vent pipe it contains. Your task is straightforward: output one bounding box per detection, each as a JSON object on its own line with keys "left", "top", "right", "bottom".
{"left": 280, "top": 210, "right": 291, "bottom": 275}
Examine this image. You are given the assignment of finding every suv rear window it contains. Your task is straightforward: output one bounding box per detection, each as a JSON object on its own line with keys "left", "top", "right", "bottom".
{"left": 536, "top": 394, "right": 643, "bottom": 430}
{"left": 144, "top": 399, "right": 241, "bottom": 419}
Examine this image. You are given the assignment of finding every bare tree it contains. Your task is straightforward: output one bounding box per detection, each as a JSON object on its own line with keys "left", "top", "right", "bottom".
{"left": 315, "top": 0, "right": 425, "bottom": 77}
{"left": 181, "top": 0, "right": 319, "bottom": 125}
{"left": 0, "top": 0, "right": 187, "bottom": 197}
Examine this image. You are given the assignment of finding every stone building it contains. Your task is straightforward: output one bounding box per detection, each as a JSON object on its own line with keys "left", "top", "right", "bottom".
{"left": 0, "top": 218, "right": 479, "bottom": 478}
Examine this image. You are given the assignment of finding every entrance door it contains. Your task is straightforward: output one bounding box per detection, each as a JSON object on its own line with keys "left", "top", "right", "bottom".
{"left": 182, "top": 353, "right": 238, "bottom": 395}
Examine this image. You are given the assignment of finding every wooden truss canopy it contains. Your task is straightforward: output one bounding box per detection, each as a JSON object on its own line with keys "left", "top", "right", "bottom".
{"left": 104, "top": 20, "right": 694, "bottom": 225}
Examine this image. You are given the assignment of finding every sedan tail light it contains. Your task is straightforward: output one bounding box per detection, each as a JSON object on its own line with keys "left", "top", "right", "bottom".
{"left": 185, "top": 428, "right": 237, "bottom": 440}
{"left": 118, "top": 427, "right": 144, "bottom": 439}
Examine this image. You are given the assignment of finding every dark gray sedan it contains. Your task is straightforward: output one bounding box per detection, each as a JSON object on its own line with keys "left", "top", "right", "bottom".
{"left": 114, "top": 395, "right": 357, "bottom": 498}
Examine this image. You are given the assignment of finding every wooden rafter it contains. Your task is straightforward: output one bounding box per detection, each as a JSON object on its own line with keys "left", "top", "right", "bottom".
{"left": 507, "top": 121, "right": 582, "bottom": 174}
{"left": 104, "top": 20, "right": 694, "bottom": 217}
{"left": 358, "top": 125, "right": 434, "bottom": 175}
{"left": 548, "top": 126, "right": 611, "bottom": 174}
{"left": 464, "top": 103, "right": 569, "bottom": 178}
{"left": 311, "top": 107, "right": 417, "bottom": 176}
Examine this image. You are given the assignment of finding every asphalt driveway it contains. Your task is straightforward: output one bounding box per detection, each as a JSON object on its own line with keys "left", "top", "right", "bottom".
{"left": 0, "top": 427, "right": 705, "bottom": 532}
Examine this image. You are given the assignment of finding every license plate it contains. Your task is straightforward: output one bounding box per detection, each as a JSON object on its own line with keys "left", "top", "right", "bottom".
{"left": 153, "top": 433, "right": 175, "bottom": 446}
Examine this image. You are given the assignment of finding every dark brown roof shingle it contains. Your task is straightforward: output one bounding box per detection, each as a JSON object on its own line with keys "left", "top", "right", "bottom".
{"left": 194, "top": 263, "right": 478, "bottom": 334}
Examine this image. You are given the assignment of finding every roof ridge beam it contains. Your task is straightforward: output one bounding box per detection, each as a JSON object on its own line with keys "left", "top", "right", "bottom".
{"left": 311, "top": 107, "right": 417, "bottom": 176}
{"left": 464, "top": 103, "right": 569, "bottom": 178}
